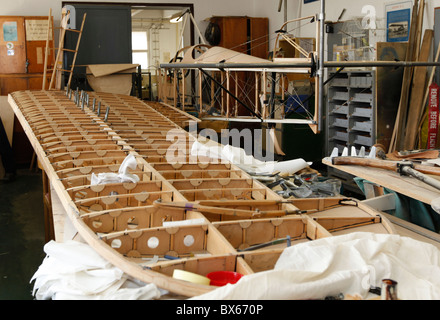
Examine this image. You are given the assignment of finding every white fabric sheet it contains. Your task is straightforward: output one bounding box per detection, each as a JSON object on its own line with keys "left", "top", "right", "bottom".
{"left": 90, "top": 154, "right": 140, "bottom": 185}
{"left": 31, "top": 240, "right": 161, "bottom": 300}
{"left": 190, "top": 140, "right": 311, "bottom": 175}
{"left": 32, "top": 233, "right": 440, "bottom": 300}
{"left": 193, "top": 232, "right": 440, "bottom": 300}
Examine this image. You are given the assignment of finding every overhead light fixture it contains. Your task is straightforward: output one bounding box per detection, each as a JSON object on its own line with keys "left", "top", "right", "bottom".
{"left": 170, "top": 15, "right": 182, "bottom": 23}
{"left": 170, "top": 9, "right": 190, "bottom": 23}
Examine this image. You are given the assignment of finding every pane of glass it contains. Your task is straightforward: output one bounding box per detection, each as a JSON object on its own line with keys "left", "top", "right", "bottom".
{"left": 132, "top": 31, "right": 148, "bottom": 50}
{"left": 132, "top": 52, "right": 149, "bottom": 69}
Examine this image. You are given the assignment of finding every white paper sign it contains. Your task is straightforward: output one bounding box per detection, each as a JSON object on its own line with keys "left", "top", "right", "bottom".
{"left": 25, "top": 20, "right": 52, "bottom": 41}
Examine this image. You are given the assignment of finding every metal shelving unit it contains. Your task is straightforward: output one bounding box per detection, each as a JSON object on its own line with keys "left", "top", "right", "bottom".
{"left": 326, "top": 70, "right": 376, "bottom": 194}
{"left": 327, "top": 70, "right": 376, "bottom": 156}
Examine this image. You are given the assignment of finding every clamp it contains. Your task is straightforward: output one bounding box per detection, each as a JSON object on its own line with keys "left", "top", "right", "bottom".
{"left": 396, "top": 161, "right": 414, "bottom": 176}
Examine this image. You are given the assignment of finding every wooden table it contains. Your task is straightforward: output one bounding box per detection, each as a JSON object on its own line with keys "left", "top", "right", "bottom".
{"left": 323, "top": 157, "right": 440, "bottom": 205}
{"left": 323, "top": 156, "right": 440, "bottom": 249}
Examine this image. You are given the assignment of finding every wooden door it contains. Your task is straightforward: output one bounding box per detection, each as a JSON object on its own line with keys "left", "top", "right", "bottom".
{"left": 24, "top": 16, "right": 54, "bottom": 74}
{"left": 212, "top": 17, "right": 248, "bottom": 53}
{"left": 0, "top": 16, "right": 26, "bottom": 73}
{"left": 64, "top": 4, "right": 132, "bottom": 90}
{"left": 207, "top": 16, "right": 269, "bottom": 117}
{"left": 250, "top": 17, "right": 268, "bottom": 59}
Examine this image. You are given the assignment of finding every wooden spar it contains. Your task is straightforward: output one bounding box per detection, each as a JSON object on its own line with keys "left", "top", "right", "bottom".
{"left": 331, "top": 156, "right": 440, "bottom": 176}
{"left": 390, "top": 0, "right": 422, "bottom": 152}
{"left": 199, "top": 68, "right": 262, "bottom": 120}
{"left": 174, "top": 71, "right": 178, "bottom": 108}
{"left": 153, "top": 200, "right": 310, "bottom": 218}
{"left": 220, "top": 71, "right": 224, "bottom": 115}
{"left": 210, "top": 77, "right": 215, "bottom": 110}
{"left": 226, "top": 70, "right": 230, "bottom": 117}
{"left": 255, "top": 72, "right": 259, "bottom": 116}
{"left": 273, "top": 15, "right": 317, "bottom": 54}
{"left": 9, "top": 89, "right": 396, "bottom": 298}
{"left": 331, "top": 156, "right": 440, "bottom": 191}
{"left": 235, "top": 71, "right": 238, "bottom": 117}
{"left": 198, "top": 69, "right": 203, "bottom": 114}
{"left": 403, "top": 28, "right": 433, "bottom": 150}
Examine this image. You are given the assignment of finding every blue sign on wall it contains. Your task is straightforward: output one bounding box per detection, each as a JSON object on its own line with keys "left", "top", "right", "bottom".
{"left": 385, "top": 2, "right": 412, "bottom": 42}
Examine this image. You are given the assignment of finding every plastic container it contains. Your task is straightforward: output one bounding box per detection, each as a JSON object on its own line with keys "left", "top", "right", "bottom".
{"left": 207, "top": 271, "right": 243, "bottom": 286}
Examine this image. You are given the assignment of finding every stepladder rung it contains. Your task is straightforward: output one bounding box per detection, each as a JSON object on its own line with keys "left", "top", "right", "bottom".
{"left": 49, "top": 13, "right": 86, "bottom": 90}
{"left": 55, "top": 27, "right": 81, "bottom": 33}
{"left": 51, "top": 68, "right": 73, "bottom": 73}
{"left": 55, "top": 48, "right": 77, "bottom": 53}
{"left": 66, "top": 28, "right": 81, "bottom": 33}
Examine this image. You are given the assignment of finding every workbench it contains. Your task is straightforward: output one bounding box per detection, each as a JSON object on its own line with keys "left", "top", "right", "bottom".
{"left": 42, "top": 156, "right": 440, "bottom": 252}
{"left": 322, "top": 157, "right": 440, "bottom": 205}
{"left": 322, "top": 156, "right": 440, "bottom": 249}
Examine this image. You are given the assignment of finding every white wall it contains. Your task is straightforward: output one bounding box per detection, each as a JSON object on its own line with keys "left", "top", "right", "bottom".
{"left": 0, "top": 0, "right": 260, "bottom": 60}
{"left": 2, "top": 0, "right": 440, "bottom": 53}
{"left": 298, "top": 0, "right": 440, "bottom": 37}
{"left": 0, "top": 0, "right": 253, "bottom": 32}
{"left": 0, "top": 0, "right": 305, "bottom": 51}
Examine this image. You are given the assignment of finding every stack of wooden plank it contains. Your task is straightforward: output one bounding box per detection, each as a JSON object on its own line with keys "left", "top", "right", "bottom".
{"left": 389, "top": 0, "right": 439, "bottom": 152}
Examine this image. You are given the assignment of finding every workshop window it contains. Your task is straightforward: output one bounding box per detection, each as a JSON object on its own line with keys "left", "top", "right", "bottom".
{"left": 132, "top": 31, "right": 149, "bottom": 70}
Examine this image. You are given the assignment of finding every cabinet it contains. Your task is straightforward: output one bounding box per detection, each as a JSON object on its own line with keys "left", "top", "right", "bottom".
{"left": 206, "top": 16, "right": 268, "bottom": 118}
{"left": 0, "top": 16, "right": 54, "bottom": 76}
{"left": 327, "top": 70, "right": 376, "bottom": 156}
{"left": 0, "top": 15, "right": 54, "bottom": 164}
{"left": 207, "top": 16, "right": 269, "bottom": 59}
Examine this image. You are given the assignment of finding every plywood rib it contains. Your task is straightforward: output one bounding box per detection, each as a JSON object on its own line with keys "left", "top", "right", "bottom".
{"left": 8, "top": 89, "right": 393, "bottom": 298}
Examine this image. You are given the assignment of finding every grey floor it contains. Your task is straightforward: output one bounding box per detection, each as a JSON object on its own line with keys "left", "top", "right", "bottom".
{"left": 0, "top": 168, "right": 46, "bottom": 300}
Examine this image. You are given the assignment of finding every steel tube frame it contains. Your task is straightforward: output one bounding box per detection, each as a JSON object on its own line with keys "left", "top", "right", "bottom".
{"left": 318, "top": 0, "right": 325, "bottom": 132}
{"left": 159, "top": 61, "right": 440, "bottom": 70}
{"left": 159, "top": 0, "right": 440, "bottom": 131}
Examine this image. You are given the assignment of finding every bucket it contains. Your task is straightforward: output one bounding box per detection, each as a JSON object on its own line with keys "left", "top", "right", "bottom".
{"left": 207, "top": 271, "right": 243, "bottom": 286}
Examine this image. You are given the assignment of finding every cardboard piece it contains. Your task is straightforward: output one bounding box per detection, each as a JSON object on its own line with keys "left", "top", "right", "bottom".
{"left": 86, "top": 64, "right": 139, "bottom": 95}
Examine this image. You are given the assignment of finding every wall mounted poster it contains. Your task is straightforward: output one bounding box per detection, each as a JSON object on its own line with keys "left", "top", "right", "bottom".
{"left": 3, "top": 21, "right": 18, "bottom": 41}
{"left": 385, "top": 1, "right": 412, "bottom": 42}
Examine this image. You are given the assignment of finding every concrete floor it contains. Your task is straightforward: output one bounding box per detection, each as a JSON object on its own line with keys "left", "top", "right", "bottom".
{"left": 0, "top": 168, "right": 46, "bottom": 300}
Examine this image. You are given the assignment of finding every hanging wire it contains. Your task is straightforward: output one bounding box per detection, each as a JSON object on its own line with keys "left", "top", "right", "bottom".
{"left": 197, "top": 18, "right": 317, "bottom": 63}
{"left": 164, "top": 16, "right": 326, "bottom": 121}
{"left": 265, "top": 73, "right": 315, "bottom": 121}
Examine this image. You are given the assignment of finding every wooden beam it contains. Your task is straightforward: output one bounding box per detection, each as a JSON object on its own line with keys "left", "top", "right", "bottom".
{"left": 389, "top": 0, "right": 422, "bottom": 152}
{"left": 403, "top": 28, "right": 433, "bottom": 150}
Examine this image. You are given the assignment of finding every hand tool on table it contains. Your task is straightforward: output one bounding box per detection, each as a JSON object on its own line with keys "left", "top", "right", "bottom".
{"left": 331, "top": 156, "right": 440, "bottom": 191}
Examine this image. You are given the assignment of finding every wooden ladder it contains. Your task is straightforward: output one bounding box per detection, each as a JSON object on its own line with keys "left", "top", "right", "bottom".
{"left": 47, "top": 10, "right": 86, "bottom": 90}
{"left": 42, "top": 9, "right": 54, "bottom": 91}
